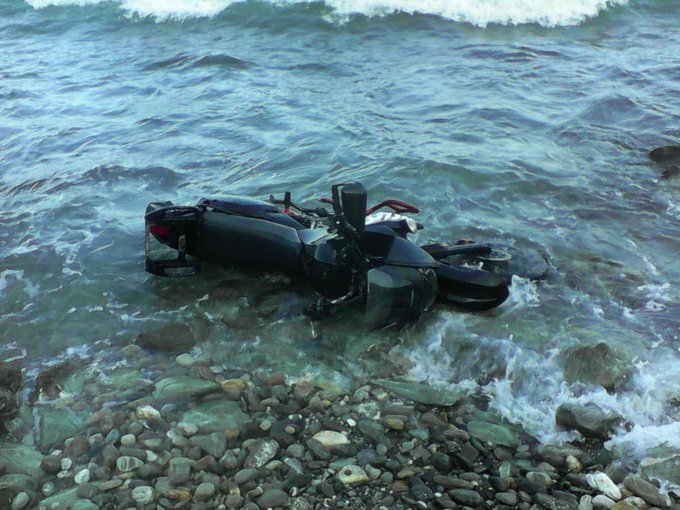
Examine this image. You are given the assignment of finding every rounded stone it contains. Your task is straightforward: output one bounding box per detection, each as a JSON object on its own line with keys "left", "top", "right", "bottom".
{"left": 120, "top": 434, "right": 136, "bottom": 447}
{"left": 131, "top": 485, "right": 154, "bottom": 505}
{"left": 116, "top": 455, "right": 144, "bottom": 473}
{"left": 41, "top": 456, "right": 61, "bottom": 474}
{"left": 257, "top": 489, "right": 288, "bottom": 508}
{"left": 312, "top": 430, "right": 349, "bottom": 448}
{"left": 136, "top": 405, "right": 161, "bottom": 420}
{"left": 11, "top": 492, "right": 29, "bottom": 510}
{"left": 337, "top": 465, "right": 369, "bottom": 485}
{"left": 194, "top": 482, "right": 215, "bottom": 501}
{"left": 74, "top": 468, "right": 91, "bottom": 484}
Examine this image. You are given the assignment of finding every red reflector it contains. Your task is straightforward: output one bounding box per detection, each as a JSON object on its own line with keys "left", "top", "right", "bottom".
{"left": 150, "top": 225, "right": 170, "bottom": 237}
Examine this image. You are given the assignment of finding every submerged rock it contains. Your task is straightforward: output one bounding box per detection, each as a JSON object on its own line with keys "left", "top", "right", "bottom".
{"left": 466, "top": 420, "right": 520, "bottom": 448}
{"left": 37, "top": 408, "right": 89, "bottom": 448}
{"left": 30, "top": 360, "right": 79, "bottom": 402}
{"left": 0, "top": 444, "right": 43, "bottom": 478}
{"left": 555, "top": 402, "right": 621, "bottom": 439}
{"left": 639, "top": 449, "right": 680, "bottom": 485}
{"left": 372, "top": 379, "right": 465, "bottom": 406}
{"left": 136, "top": 323, "right": 196, "bottom": 352}
{"left": 563, "top": 343, "right": 632, "bottom": 392}
{"left": 152, "top": 376, "right": 219, "bottom": 400}
{"left": 649, "top": 145, "right": 680, "bottom": 163}
{"left": 179, "top": 399, "right": 249, "bottom": 434}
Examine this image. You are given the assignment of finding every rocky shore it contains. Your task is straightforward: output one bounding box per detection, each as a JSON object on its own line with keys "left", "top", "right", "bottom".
{"left": 1, "top": 343, "right": 679, "bottom": 510}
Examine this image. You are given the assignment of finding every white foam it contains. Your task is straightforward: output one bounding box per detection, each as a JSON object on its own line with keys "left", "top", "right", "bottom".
{"left": 23, "top": 0, "right": 629, "bottom": 26}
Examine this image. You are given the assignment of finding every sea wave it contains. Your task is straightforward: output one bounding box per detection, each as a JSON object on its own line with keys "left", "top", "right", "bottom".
{"left": 22, "top": 0, "right": 629, "bottom": 27}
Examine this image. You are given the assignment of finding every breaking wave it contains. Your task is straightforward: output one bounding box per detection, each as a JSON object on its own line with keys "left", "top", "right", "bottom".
{"left": 23, "top": 0, "right": 630, "bottom": 26}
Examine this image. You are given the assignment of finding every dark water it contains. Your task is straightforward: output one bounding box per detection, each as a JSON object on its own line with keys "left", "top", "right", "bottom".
{"left": 1, "top": 0, "right": 679, "bottom": 456}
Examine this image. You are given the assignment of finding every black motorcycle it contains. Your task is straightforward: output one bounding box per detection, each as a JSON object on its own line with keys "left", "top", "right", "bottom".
{"left": 144, "top": 182, "right": 547, "bottom": 327}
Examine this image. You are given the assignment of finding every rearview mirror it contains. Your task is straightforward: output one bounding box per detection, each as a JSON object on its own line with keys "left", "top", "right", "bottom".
{"left": 340, "top": 182, "right": 367, "bottom": 235}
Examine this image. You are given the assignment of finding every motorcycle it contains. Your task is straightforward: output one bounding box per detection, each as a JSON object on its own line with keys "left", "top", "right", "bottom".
{"left": 144, "top": 182, "right": 547, "bottom": 328}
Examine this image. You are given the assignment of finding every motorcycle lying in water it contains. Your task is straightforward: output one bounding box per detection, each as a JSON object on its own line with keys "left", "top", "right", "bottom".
{"left": 144, "top": 182, "right": 548, "bottom": 328}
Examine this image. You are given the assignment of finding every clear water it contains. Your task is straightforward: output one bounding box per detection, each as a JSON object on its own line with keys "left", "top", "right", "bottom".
{"left": 1, "top": 0, "right": 679, "bottom": 460}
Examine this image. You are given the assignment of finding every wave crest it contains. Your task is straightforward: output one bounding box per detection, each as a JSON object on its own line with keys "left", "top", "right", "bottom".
{"left": 24, "top": 0, "right": 629, "bottom": 27}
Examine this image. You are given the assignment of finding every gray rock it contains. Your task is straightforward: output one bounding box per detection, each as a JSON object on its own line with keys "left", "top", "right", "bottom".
{"left": 245, "top": 440, "right": 279, "bottom": 469}
{"left": 136, "top": 323, "right": 196, "bottom": 352}
{"left": 168, "top": 457, "right": 193, "bottom": 484}
{"left": 257, "top": 488, "right": 288, "bottom": 508}
{"left": 234, "top": 468, "right": 259, "bottom": 484}
{"left": 563, "top": 343, "right": 631, "bottom": 391}
{"left": 555, "top": 403, "right": 621, "bottom": 439}
{"left": 192, "top": 432, "right": 227, "bottom": 458}
{"left": 10, "top": 491, "right": 29, "bottom": 510}
{"left": 466, "top": 420, "right": 520, "bottom": 448}
{"left": 194, "top": 482, "right": 215, "bottom": 501}
{"left": 372, "top": 379, "right": 465, "bottom": 406}
{"left": 496, "top": 491, "right": 518, "bottom": 505}
{"left": 640, "top": 449, "right": 680, "bottom": 485}
{"left": 153, "top": 376, "right": 218, "bottom": 400}
{"left": 40, "top": 455, "right": 61, "bottom": 475}
{"left": 131, "top": 485, "right": 154, "bottom": 505}
{"left": 623, "top": 474, "right": 670, "bottom": 509}
{"left": 70, "top": 500, "right": 99, "bottom": 510}
{"left": 449, "top": 488, "right": 483, "bottom": 506}
{"left": 38, "top": 487, "right": 79, "bottom": 510}
{"left": 179, "top": 399, "right": 249, "bottom": 433}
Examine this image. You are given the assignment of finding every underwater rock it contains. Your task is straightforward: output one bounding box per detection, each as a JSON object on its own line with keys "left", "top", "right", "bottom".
{"left": 0, "top": 444, "right": 43, "bottom": 478}
{"left": 30, "top": 360, "right": 80, "bottom": 402}
{"left": 555, "top": 402, "right": 621, "bottom": 439}
{"left": 136, "top": 323, "right": 197, "bottom": 352}
{"left": 466, "top": 420, "right": 521, "bottom": 448}
{"left": 0, "top": 362, "right": 21, "bottom": 393}
{"left": 649, "top": 145, "right": 680, "bottom": 179}
{"left": 639, "top": 448, "right": 680, "bottom": 486}
{"left": 563, "top": 343, "right": 632, "bottom": 392}
{"left": 623, "top": 474, "right": 671, "bottom": 508}
{"left": 337, "top": 465, "right": 370, "bottom": 485}
{"left": 649, "top": 145, "right": 680, "bottom": 163}
{"left": 38, "top": 408, "right": 89, "bottom": 448}
{"left": 152, "top": 376, "right": 219, "bottom": 400}
{"left": 372, "top": 379, "right": 465, "bottom": 406}
{"left": 178, "top": 399, "right": 249, "bottom": 434}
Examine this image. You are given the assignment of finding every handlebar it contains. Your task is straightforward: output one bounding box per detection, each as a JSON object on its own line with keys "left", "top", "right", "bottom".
{"left": 319, "top": 197, "right": 419, "bottom": 215}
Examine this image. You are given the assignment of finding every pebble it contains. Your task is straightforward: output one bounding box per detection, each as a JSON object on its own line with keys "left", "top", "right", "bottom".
{"left": 337, "top": 464, "right": 369, "bottom": 485}
{"left": 42, "top": 482, "right": 56, "bottom": 497}
{"left": 176, "top": 353, "right": 195, "bottom": 366}
{"left": 245, "top": 439, "right": 279, "bottom": 469}
{"left": 61, "top": 457, "right": 73, "bottom": 471}
{"left": 11, "top": 492, "right": 29, "bottom": 510}
{"left": 586, "top": 472, "right": 622, "bottom": 501}
{"left": 136, "top": 405, "right": 161, "bottom": 420}
{"left": 41, "top": 455, "right": 61, "bottom": 474}
{"left": 132, "top": 485, "right": 155, "bottom": 505}
{"left": 120, "top": 433, "right": 136, "bottom": 446}
{"left": 116, "top": 455, "right": 144, "bottom": 473}
{"left": 313, "top": 430, "right": 349, "bottom": 447}
{"left": 592, "top": 494, "right": 616, "bottom": 509}
{"left": 449, "top": 489, "right": 484, "bottom": 506}
{"left": 258, "top": 489, "right": 288, "bottom": 508}
{"left": 194, "top": 482, "right": 216, "bottom": 501}
{"left": 168, "top": 457, "right": 193, "bottom": 484}
{"left": 74, "top": 468, "right": 91, "bottom": 484}
{"left": 496, "top": 491, "right": 518, "bottom": 505}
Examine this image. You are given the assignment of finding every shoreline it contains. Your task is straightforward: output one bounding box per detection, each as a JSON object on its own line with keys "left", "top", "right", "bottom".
{"left": 1, "top": 345, "right": 676, "bottom": 510}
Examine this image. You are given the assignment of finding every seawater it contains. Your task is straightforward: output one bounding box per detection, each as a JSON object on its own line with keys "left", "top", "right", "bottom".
{"left": 1, "top": 0, "right": 679, "bottom": 465}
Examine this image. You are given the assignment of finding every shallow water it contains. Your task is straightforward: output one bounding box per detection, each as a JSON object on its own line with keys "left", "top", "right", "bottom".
{"left": 1, "top": 0, "right": 679, "bottom": 461}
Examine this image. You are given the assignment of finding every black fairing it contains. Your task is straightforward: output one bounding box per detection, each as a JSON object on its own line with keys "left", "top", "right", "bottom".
{"left": 199, "top": 196, "right": 304, "bottom": 230}
{"left": 360, "top": 228, "right": 437, "bottom": 268}
{"left": 199, "top": 211, "right": 302, "bottom": 272}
